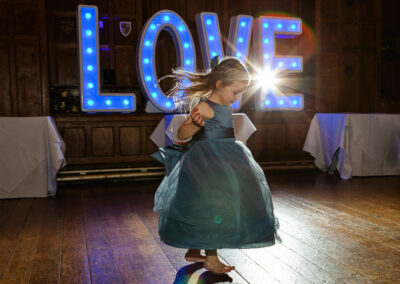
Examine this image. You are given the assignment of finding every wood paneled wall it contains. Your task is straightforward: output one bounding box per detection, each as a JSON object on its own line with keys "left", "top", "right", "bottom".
{"left": 315, "top": 0, "right": 382, "bottom": 113}
{"left": 0, "top": 0, "right": 395, "bottom": 168}
{"left": 55, "top": 114, "right": 160, "bottom": 167}
{"left": 0, "top": 0, "right": 48, "bottom": 116}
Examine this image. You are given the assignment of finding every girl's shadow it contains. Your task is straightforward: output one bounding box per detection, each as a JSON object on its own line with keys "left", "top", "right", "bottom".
{"left": 173, "top": 262, "right": 233, "bottom": 284}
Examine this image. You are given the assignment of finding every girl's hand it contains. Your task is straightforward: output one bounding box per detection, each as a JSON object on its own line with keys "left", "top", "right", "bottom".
{"left": 190, "top": 108, "right": 205, "bottom": 128}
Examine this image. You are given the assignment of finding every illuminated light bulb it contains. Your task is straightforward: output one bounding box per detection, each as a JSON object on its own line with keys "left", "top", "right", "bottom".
{"left": 166, "top": 101, "right": 171, "bottom": 107}
{"left": 291, "top": 24, "right": 296, "bottom": 30}
{"left": 211, "top": 52, "right": 217, "bottom": 57}
{"left": 106, "top": 100, "right": 112, "bottom": 106}
{"left": 150, "top": 24, "right": 156, "bottom": 30}
{"left": 264, "top": 54, "right": 269, "bottom": 59}
{"left": 185, "top": 59, "right": 191, "bottom": 65}
{"left": 279, "top": 99, "right": 284, "bottom": 105}
{"left": 184, "top": 42, "right": 189, "bottom": 48}
{"left": 145, "top": 76, "right": 151, "bottom": 81}
{"left": 293, "top": 100, "right": 298, "bottom": 105}
{"left": 151, "top": 92, "right": 157, "bottom": 98}
{"left": 263, "top": 23, "right": 269, "bottom": 28}
{"left": 123, "top": 99, "right": 129, "bottom": 106}
{"left": 240, "top": 21, "right": 246, "bottom": 27}
{"left": 236, "top": 52, "right": 241, "bottom": 58}
{"left": 265, "top": 100, "right": 271, "bottom": 105}
{"left": 178, "top": 25, "right": 185, "bottom": 31}
{"left": 278, "top": 61, "right": 284, "bottom": 67}
{"left": 85, "top": 13, "right": 91, "bottom": 20}
{"left": 86, "top": 30, "right": 92, "bottom": 36}
{"left": 209, "top": 35, "right": 214, "bottom": 41}
{"left": 145, "top": 40, "right": 151, "bottom": 46}
{"left": 164, "top": 15, "right": 170, "bottom": 21}
{"left": 264, "top": 38, "right": 269, "bottom": 44}
{"left": 277, "top": 23, "right": 282, "bottom": 29}
{"left": 87, "top": 65, "right": 93, "bottom": 71}
{"left": 206, "top": 19, "right": 212, "bottom": 25}
{"left": 88, "top": 83, "right": 94, "bottom": 89}
{"left": 86, "top": 48, "right": 93, "bottom": 54}
{"left": 144, "top": 58, "right": 150, "bottom": 64}
{"left": 238, "top": 37, "right": 244, "bottom": 43}
{"left": 292, "top": 62, "right": 298, "bottom": 68}
{"left": 88, "top": 100, "right": 94, "bottom": 106}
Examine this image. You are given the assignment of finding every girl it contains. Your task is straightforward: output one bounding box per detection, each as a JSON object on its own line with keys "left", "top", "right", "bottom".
{"left": 151, "top": 56, "right": 282, "bottom": 275}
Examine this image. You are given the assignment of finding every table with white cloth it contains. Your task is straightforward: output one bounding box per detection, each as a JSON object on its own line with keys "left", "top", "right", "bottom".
{"left": 0, "top": 117, "right": 66, "bottom": 199}
{"left": 150, "top": 113, "right": 257, "bottom": 147}
{"left": 303, "top": 113, "right": 400, "bottom": 179}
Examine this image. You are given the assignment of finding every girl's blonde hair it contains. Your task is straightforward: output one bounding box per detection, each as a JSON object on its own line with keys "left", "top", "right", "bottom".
{"left": 159, "top": 56, "right": 250, "bottom": 113}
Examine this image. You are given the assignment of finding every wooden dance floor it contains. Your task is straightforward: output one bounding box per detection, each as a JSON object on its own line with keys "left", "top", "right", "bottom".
{"left": 0, "top": 170, "right": 399, "bottom": 283}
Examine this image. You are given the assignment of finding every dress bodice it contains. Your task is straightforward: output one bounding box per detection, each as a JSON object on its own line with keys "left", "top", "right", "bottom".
{"left": 202, "top": 99, "right": 234, "bottom": 129}
{"left": 192, "top": 99, "right": 235, "bottom": 141}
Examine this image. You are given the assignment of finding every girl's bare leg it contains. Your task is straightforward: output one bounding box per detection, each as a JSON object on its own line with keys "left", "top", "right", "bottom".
{"left": 184, "top": 249, "right": 206, "bottom": 262}
{"left": 204, "top": 249, "right": 235, "bottom": 274}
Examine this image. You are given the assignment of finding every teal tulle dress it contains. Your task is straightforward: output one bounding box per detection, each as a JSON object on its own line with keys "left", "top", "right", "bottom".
{"left": 151, "top": 99, "right": 282, "bottom": 250}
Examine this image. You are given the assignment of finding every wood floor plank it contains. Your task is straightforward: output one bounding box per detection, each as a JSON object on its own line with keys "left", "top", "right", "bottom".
{"left": 242, "top": 247, "right": 313, "bottom": 284}
{"left": 82, "top": 187, "right": 122, "bottom": 284}
{"left": 60, "top": 189, "right": 90, "bottom": 284}
{"left": 217, "top": 249, "right": 281, "bottom": 284}
{"left": 0, "top": 199, "right": 18, "bottom": 228}
{"left": 105, "top": 184, "right": 177, "bottom": 284}
{"left": 274, "top": 195, "right": 400, "bottom": 268}
{"left": 265, "top": 238, "right": 343, "bottom": 283}
{"left": 274, "top": 191, "right": 400, "bottom": 251}
{"left": 0, "top": 199, "right": 32, "bottom": 279}
{"left": 273, "top": 200, "right": 399, "bottom": 282}
{"left": 97, "top": 186, "right": 153, "bottom": 283}
{"left": 274, "top": 229, "right": 371, "bottom": 283}
{"left": 0, "top": 198, "right": 47, "bottom": 283}
{"left": 1, "top": 171, "right": 398, "bottom": 283}
{"left": 29, "top": 196, "right": 64, "bottom": 283}
{"left": 277, "top": 183, "right": 400, "bottom": 235}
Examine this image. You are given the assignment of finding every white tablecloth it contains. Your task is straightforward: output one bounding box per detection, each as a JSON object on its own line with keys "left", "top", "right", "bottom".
{"left": 0, "top": 117, "right": 66, "bottom": 198}
{"left": 303, "top": 113, "right": 400, "bottom": 179}
{"left": 150, "top": 113, "right": 257, "bottom": 147}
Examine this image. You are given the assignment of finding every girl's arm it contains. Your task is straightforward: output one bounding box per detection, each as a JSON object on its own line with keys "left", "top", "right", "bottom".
{"left": 177, "top": 102, "right": 213, "bottom": 140}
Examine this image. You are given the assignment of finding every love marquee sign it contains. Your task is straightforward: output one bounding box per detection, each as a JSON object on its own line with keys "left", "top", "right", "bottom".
{"left": 77, "top": 5, "right": 303, "bottom": 113}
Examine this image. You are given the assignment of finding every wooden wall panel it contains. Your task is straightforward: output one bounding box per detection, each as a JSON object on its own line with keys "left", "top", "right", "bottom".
{"left": 0, "top": 0, "right": 47, "bottom": 117}
{"left": 92, "top": 127, "right": 114, "bottom": 156}
{"left": 56, "top": 47, "right": 78, "bottom": 85}
{"left": 146, "top": 126, "right": 158, "bottom": 154}
{"left": 113, "top": 0, "right": 136, "bottom": 15}
{"left": 0, "top": 40, "right": 11, "bottom": 116}
{"left": 315, "top": 0, "right": 382, "bottom": 113}
{"left": 0, "top": 2, "right": 7, "bottom": 34}
{"left": 119, "top": 127, "right": 141, "bottom": 155}
{"left": 286, "top": 124, "right": 309, "bottom": 150}
{"left": 359, "top": 52, "right": 377, "bottom": 112}
{"left": 340, "top": 51, "right": 359, "bottom": 111}
{"left": 14, "top": 4, "right": 40, "bottom": 36}
{"left": 62, "top": 127, "right": 86, "bottom": 157}
{"left": 15, "top": 40, "right": 42, "bottom": 116}
{"left": 247, "top": 125, "right": 285, "bottom": 159}
{"left": 115, "top": 48, "right": 136, "bottom": 86}
{"left": 55, "top": 115, "right": 163, "bottom": 166}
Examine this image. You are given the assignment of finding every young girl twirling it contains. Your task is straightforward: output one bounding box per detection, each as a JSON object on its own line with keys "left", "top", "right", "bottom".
{"left": 151, "top": 56, "right": 282, "bottom": 275}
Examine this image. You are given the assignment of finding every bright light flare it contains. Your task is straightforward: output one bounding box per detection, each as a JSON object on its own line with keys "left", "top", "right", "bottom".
{"left": 252, "top": 69, "right": 280, "bottom": 91}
